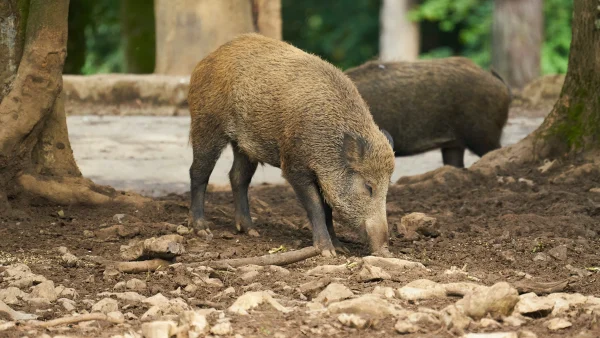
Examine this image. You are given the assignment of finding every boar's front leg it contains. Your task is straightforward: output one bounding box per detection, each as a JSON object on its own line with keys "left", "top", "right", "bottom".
{"left": 286, "top": 173, "right": 336, "bottom": 257}
{"left": 322, "top": 200, "right": 350, "bottom": 254}
{"left": 441, "top": 147, "right": 465, "bottom": 168}
{"left": 229, "top": 144, "right": 259, "bottom": 237}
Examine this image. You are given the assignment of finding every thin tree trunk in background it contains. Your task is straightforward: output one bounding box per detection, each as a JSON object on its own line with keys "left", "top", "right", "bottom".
{"left": 121, "top": 0, "right": 156, "bottom": 74}
{"left": 154, "top": 0, "right": 281, "bottom": 76}
{"left": 380, "top": 0, "right": 420, "bottom": 61}
{"left": 492, "top": 0, "right": 543, "bottom": 89}
{"left": 64, "top": 0, "right": 90, "bottom": 74}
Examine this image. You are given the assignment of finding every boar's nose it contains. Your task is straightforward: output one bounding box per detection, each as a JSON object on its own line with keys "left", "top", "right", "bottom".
{"left": 364, "top": 214, "right": 389, "bottom": 255}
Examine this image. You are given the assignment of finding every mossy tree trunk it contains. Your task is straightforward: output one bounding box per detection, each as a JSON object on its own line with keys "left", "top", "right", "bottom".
{"left": 492, "top": 0, "right": 543, "bottom": 89}
{"left": 473, "top": 0, "right": 600, "bottom": 174}
{"left": 154, "top": 0, "right": 281, "bottom": 76}
{"left": 0, "top": 0, "right": 147, "bottom": 212}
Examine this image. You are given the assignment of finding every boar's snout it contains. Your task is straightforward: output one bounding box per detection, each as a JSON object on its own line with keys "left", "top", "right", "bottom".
{"left": 363, "top": 211, "right": 389, "bottom": 255}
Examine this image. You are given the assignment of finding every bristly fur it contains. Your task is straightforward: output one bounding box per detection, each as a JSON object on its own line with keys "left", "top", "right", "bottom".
{"left": 188, "top": 33, "right": 394, "bottom": 229}
{"left": 345, "top": 57, "right": 512, "bottom": 160}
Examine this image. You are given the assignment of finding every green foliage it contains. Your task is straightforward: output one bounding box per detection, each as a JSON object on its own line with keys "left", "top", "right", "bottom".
{"left": 281, "top": 0, "right": 380, "bottom": 70}
{"left": 80, "top": 0, "right": 123, "bottom": 75}
{"left": 410, "top": 0, "right": 572, "bottom": 74}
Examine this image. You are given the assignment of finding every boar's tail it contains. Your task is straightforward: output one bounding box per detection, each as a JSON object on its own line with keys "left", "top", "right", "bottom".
{"left": 490, "top": 69, "right": 513, "bottom": 102}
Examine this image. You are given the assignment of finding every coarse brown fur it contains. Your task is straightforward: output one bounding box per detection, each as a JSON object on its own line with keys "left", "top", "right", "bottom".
{"left": 188, "top": 33, "right": 395, "bottom": 256}
{"left": 345, "top": 57, "right": 512, "bottom": 168}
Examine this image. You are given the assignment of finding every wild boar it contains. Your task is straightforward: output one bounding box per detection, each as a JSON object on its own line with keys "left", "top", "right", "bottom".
{"left": 345, "top": 57, "right": 512, "bottom": 168}
{"left": 187, "top": 33, "right": 395, "bottom": 257}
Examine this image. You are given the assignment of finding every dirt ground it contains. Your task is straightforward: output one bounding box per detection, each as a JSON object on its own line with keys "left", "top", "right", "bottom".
{"left": 1, "top": 156, "right": 599, "bottom": 337}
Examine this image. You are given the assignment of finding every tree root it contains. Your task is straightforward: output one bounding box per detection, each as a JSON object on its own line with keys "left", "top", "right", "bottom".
{"left": 116, "top": 259, "right": 172, "bottom": 273}
{"left": 188, "top": 246, "right": 320, "bottom": 269}
{"left": 17, "top": 174, "right": 150, "bottom": 207}
{"left": 30, "top": 313, "right": 124, "bottom": 328}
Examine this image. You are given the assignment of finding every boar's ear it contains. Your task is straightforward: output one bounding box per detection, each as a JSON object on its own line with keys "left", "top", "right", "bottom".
{"left": 380, "top": 128, "right": 394, "bottom": 148}
{"left": 343, "top": 133, "right": 367, "bottom": 166}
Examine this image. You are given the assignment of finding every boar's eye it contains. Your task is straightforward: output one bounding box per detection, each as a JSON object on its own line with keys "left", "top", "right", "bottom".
{"left": 365, "top": 183, "right": 373, "bottom": 197}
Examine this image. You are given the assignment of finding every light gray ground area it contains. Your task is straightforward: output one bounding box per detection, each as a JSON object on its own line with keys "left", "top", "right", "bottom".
{"left": 68, "top": 116, "right": 544, "bottom": 197}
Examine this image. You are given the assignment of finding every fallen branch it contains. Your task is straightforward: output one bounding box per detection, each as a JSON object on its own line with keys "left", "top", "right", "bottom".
{"left": 116, "top": 259, "right": 171, "bottom": 273}
{"left": 31, "top": 313, "right": 124, "bottom": 328}
{"left": 513, "top": 279, "right": 569, "bottom": 295}
{"left": 188, "top": 246, "right": 320, "bottom": 269}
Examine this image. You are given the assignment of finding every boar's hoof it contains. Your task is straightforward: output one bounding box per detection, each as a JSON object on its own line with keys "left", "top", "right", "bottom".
{"left": 332, "top": 239, "right": 350, "bottom": 255}
{"left": 234, "top": 221, "right": 260, "bottom": 237}
{"left": 318, "top": 247, "right": 337, "bottom": 258}
{"left": 190, "top": 219, "right": 214, "bottom": 240}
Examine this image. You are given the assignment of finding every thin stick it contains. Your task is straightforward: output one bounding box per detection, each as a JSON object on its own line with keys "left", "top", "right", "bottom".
{"left": 116, "top": 258, "right": 171, "bottom": 273}
{"left": 32, "top": 313, "right": 124, "bottom": 328}
{"left": 188, "top": 246, "right": 320, "bottom": 269}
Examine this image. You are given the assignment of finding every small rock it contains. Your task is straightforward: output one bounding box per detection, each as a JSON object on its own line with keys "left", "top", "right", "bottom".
{"left": 298, "top": 277, "right": 331, "bottom": 296}
{"left": 220, "top": 231, "right": 235, "bottom": 239}
{"left": 114, "top": 282, "right": 127, "bottom": 291}
{"left": 547, "top": 245, "right": 568, "bottom": 261}
{"left": 184, "top": 284, "right": 198, "bottom": 293}
{"left": 357, "top": 264, "right": 391, "bottom": 282}
{"left": 590, "top": 187, "right": 600, "bottom": 193}
{"left": 462, "top": 333, "right": 518, "bottom": 338}
{"left": 61, "top": 253, "right": 80, "bottom": 267}
{"left": 58, "top": 298, "right": 76, "bottom": 312}
{"left": 306, "top": 264, "right": 349, "bottom": 276}
{"left": 533, "top": 253, "right": 549, "bottom": 262}
{"left": 54, "top": 285, "right": 79, "bottom": 299}
{"left": 502, "top": 314, "right": 529, "bottom": 327}
{"left": 306, "top": 302, "right": 325, "bottom": 311}
{"left": 0, "top": 287, "right": 26, "bottom": 305}
{"left": 176, "top": 225, "right": 191, "bottom": 235}
{"left": 223, "top": 287, "right": 236, "bottom": 296}
{"left": 92, "top": 298, "right": 119, "bottom": 314}
{"left": 394, "top": 320, "right": 419, "bottom": 334}
{"left": 514, "top": 293, "right": 554, "bottom": 317}
{"left": 83, "top": 230, "right": 95, "bottom": 238}
{"left": 141, "top": 320, "right": 177, "bottom": 338}
{"left": 397, "top": 279, "right": 447, "bottom": 301}
{"left": 126, "top": 278, "right": 147, "bottom": 291}
{"left": 57, "top": 246, "right": 69, "bottom": 254}
{"left": 518, "top": 178, "right": 535, "bottom": 187}
{"left": 441, "top": 305, "right": 471, "bottom": 335}
{"left": 407, "top": 312, "right": 441, "bottom": 329}
{"left": 518, "top": 330, "right": 538, "bottom": 338}
{"left": 240, "top": 270, "right": 260, "bottom": 283}
{"left": 107, "top": 291, "right": 147, "bottom": 303}
{"left": 178, "top": 311, "right": 209, "bottom": 335}
{"left": 29, "top": 280, "right": 57, "bottom": 302}
{"left": 26, "top": 297, "right": 51, "bottom": 307}
{"left": 545, "top": 317, "right": 572, "bottom": 330}
{"left": 565, "top": 264, "right": 592, "bottom": 278}
{"left": 314, "top": 283, "right": 353, "bottom": 305}
{"left": 141, "top": 306, "right": 162, "bottom": 321}
{"left": 479, "top": 318, "right": 502, "bottom": 329}
{"left": 0, "top": 321, "right": 16, "bottom": 331}
{"left": 9, "top": 274, "right": 47, "bottom": 288}
{"left": 0, "top": 300, "right": 37, "bottom": 321}
{"left": 211, "top": 321, "right": 233, "bottom": 335}
{"left": 547, "top": 293, "right": 587, "bottom": 315}
{"left": 362, "top": 256, "right": 428, "bottom": 273}
{"left": 372, "top": 286, "right": 395, "bottom": 299}
{"left": 242, "top": 282, "right": 262, "bottom": 292}
{"left": 113, "top": 214, "right": 142, "bottom": 224}
{"left": 328, "top": 294, "right": 402, "bottom": 319}
{"left": 166, "top": 297, "right": 191, "bottom": 315}
{"left": 456, "top": 282, "right": 519, "bottom": 320}
{"left": 398, "top": 212, "right": 439, "bottom": 239}
{"left": 170, "top": 287, "right": 182, "bottom": 296}
{"left": 228, "top": 291, "right": 290, "bottom": 315}
{"left": 268, "top": 265, "right": 290, "bottom": 275}
{"left": 338, "top": 313, "right": 368, "bottom": 329}
{"left": 107, "top": 311, "right": 125, "bottom": 322}
{"left": 143, "top": 293, "right": 171, "bottom": 310}
{"left": 500, "top": 250, "right": 516, "bottom": 263}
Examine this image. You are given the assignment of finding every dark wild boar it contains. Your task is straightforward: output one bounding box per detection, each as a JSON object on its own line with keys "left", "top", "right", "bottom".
{"left": 187, "top": 33, "right": 395, "bottom": 257}
{"left": 345, "top": 57, "right": 512, "bottom": 168}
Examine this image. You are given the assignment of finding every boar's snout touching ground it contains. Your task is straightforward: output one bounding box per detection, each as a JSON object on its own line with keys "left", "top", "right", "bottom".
{"left": 187, "top": 33, "right": 395, "bottom": 257}
{"left": 345, "top": 57, "right": 512, "bottom": 168}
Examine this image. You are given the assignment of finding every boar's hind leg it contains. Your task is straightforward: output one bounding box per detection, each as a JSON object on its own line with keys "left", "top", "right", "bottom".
{"left": 286, "top": 173, "right": 336, "bottom": 257}
{"left": 323, "top": 201, "right": 350, "bottom": 254}
{"left": 189, "top": 138, "right": 227, "bottom": 238}
{"left": 229, "top": 144, "right": 259, "bottom": 237}
{"left": 441, "top": 147, "right": 465, "bottom": 168}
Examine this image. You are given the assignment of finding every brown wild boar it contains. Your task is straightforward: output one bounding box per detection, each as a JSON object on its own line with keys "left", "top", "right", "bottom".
{"left": 187, "top": 33, "right": 395, "bottom": 257}
{"left": 345, "top": 57, "right": 512, "bottom": 168}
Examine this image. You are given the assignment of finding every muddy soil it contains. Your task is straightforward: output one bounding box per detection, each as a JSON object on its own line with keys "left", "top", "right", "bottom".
{"left": 0, "top": 160, "right": 599, "bottom": 337}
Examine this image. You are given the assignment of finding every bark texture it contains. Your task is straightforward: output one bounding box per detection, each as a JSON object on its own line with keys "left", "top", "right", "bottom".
{"left": 492, "top": 0, "right": 543, "bottom": 89}
{"left": 380, "top": 0, "right": 420, "bottom": 61}
{"left": 472, "top": 0, "right": 600, "bottom": 175}
{"left": 0, "top": 0, "right": 149, "bottom": 208}
{"left": 154, "top": 0, "right": 281, "bottom": 75}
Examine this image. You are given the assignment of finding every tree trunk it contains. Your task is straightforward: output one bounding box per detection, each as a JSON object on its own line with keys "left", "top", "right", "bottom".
{"left": 0, "top": 0, "right": 148, "bottom": 211}
{"left": 121, "top": 0, "right": 156, "bottom": 74}
{"left": 64, "top": 0, "right": 91, "bottom": 74}
{"left": 154, "top": 0, "right": 281, "bottom": 76}
{"left": 380, "top": 0, "right": 420, "bottom": 61}
{"left": 492, "top": 0, "right": 543, "bottom": 89}
{"left": 472, "top": 0, "right": 600, "bottom": 174}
